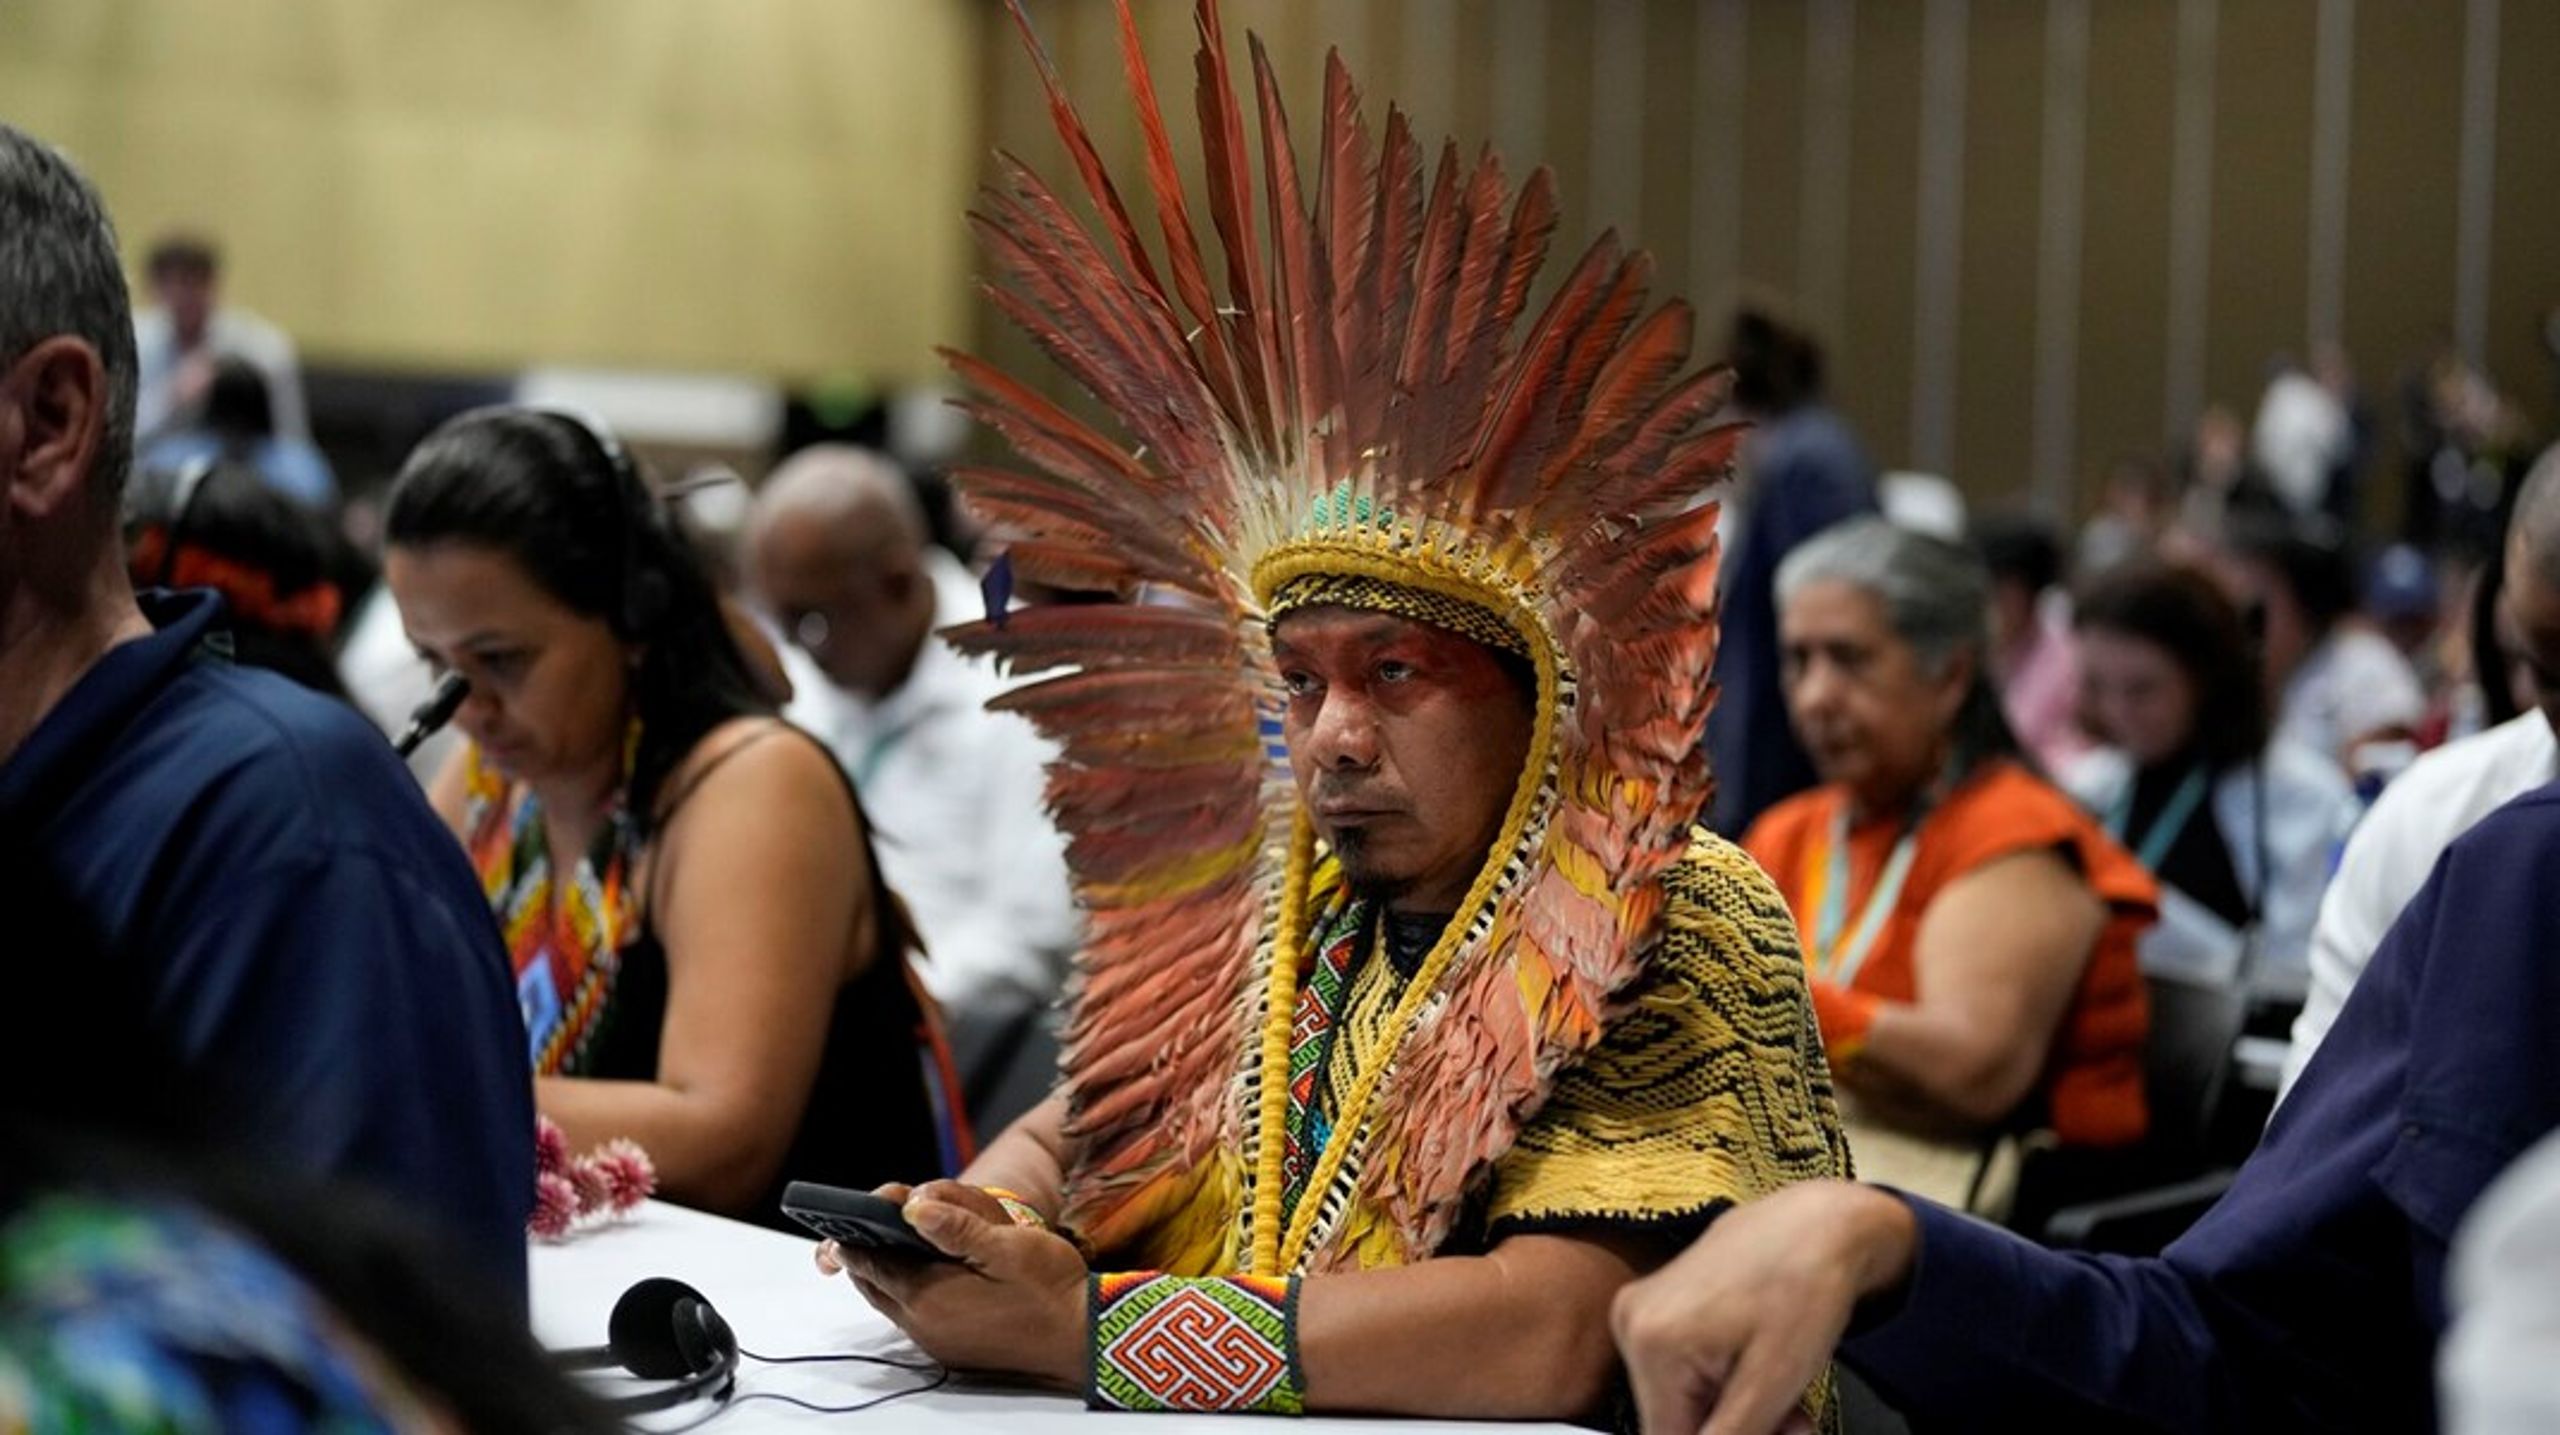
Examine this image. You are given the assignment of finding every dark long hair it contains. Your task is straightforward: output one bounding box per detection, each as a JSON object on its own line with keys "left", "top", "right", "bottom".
{"left": 384, "top": 407, "right": 773, "bottom": 830}
{"left": 203, "top": 355, "right": 276, "bottom": 455}
{"left": 127, "top": 460, "right": 350, "bottom": 699}
{"left": 2224, "top": 512, "right": 2358, "bottom": 636}
{"left": 2073, "top": 560, "right": 2270, "bottom": 772}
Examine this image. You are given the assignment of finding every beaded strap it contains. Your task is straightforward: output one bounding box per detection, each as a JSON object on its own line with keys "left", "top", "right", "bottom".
{"left": 979, "top": 1187, "right": 1096, "bottom": 1262}
{"left": 982, "top": 1187, "right": 1050, "bottom": 1232}
{"left": 1088, "top": 1272, "right": 1304, "bottom": 1415}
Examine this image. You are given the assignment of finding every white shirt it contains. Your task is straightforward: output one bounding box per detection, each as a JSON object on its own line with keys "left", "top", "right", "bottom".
{"left": 2444, "top": 1129, "right": 2560, "bottom": 1435}
{"left": 2276, "top": 626, "right": 2428, "bottom": 769}
{"left": 783, "top": 550, "right": 1080, "bottom": 1024}
{"left": 2252, "top": 369, "right": 2350, "bottom": 515}
{"left": 2064, "top": 743, "right": 2360, "bottom": 1001}
{"left": 2279, "top": 712, "right": 2560, "bottom": 1100}
{"left": 132, "top": 305, "right": 311, "bottom": 445}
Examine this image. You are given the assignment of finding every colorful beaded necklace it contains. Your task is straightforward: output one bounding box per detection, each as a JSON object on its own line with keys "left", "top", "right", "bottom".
{"left": 464, "top": 721, "right": 645, "bottom": 1076}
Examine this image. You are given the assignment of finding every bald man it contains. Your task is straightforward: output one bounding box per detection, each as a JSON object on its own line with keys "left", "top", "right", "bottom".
{"left": 748, "top": 447, "right": 1078, "bottom": 1132}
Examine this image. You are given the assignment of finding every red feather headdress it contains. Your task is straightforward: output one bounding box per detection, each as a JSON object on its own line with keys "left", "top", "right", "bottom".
{"left": 944, "top": 0, "right": 1742, "bottom": 1275}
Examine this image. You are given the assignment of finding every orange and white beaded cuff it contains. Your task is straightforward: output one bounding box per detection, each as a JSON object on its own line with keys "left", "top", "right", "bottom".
{"left": 1087, "top": 1272, "right": 1305, "bottom": 1415}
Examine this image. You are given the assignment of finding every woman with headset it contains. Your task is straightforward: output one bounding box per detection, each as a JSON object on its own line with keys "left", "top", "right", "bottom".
{"left": 382, "top": 407, "right": 957, "bottom": 1229}
{"left": 2065, "top": 561, "right": 2362, "bottom": 1000}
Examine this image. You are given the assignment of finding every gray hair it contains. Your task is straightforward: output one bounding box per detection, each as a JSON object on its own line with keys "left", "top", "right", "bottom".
{"left": 1775, "top": 514, "right": 2023, "bottom": 774}
{"left": 0, "top": 125, "right": 137, "bottom": 511}
{"left": 1776, "top": 514, "right": 1993, "bottom": 677}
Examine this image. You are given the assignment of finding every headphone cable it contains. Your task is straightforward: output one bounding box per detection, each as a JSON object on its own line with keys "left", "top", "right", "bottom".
{"left": 640, "top": 1360, "right": 952, "bottom": 1422}
{"left": 739, "top": 1346, "right": 938, "bottom": 1372}
{"left": 639, "top": 1350, "right": 950, "bottom": 1433}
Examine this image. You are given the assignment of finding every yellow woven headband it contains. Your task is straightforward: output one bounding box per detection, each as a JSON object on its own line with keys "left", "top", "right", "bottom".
{"left": 1266, "top": 572, "right": 1530, "bottom": 659}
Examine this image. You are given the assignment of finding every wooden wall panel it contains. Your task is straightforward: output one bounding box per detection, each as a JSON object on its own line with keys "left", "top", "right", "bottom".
{"left": 1838, "top": 0, "right": 1925, "bottom": 473}
{"left": 2201, "top": 0, "right": 2317, "bottom": 429}
{"left": 1735, "top": 1, "right": 1807, "bottom": 306}
{"left": 2489, "top": 0, "right": 2560, "bottom": 446}
{"left": 0, "top": 0, "right": 982, "bottom": 381}
{"left": 1954, "top": 0, "right": 2050, "bottom": 499}
{"left": 967, "top": 0, "right": 2558, "bottom": 522}
{"left": 2073, "top": 1, "right": 2178, "bottom": 484}
{"left": 2340, "top": 0, "right": 2465, "bottom": 514}
{"left": 14, "top": 0, "right": 2550, "bottom": 510}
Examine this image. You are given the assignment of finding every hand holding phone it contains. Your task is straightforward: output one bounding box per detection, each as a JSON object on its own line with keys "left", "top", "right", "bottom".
{"left": 781, "top": 1181, "right": 956, "bottom": 1262}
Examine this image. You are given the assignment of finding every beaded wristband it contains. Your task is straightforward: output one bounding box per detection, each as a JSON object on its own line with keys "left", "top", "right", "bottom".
{"left": 1088, "top": 1272, "right": 1305, "bottom": 1415}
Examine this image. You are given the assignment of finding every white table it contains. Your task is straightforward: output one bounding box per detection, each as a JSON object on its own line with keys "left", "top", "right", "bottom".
{"left": 532, "top": 1201, "right": 1579, "bottom": 1433}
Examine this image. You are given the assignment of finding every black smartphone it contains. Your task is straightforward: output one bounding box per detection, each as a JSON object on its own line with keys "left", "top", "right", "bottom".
{"left": 780, "top": 1181, "right": 954, "bottom": 1262}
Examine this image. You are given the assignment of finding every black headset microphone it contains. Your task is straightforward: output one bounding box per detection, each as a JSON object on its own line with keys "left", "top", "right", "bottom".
{"left": 552, "top": 1278, "right": 740, "bottom": 1416}
{"left": 393, "top": 671, "right": 471, "bottom": 758}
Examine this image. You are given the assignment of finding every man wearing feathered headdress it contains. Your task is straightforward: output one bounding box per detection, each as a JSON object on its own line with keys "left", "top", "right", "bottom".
{"left": 819, "top": 2, "right": 1848, "bottom": 1423}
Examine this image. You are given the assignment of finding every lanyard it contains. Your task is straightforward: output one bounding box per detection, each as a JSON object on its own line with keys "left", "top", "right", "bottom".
{"left": 853, "top": 719, "right": 919, "bottom": 789}
{"left": 2106, "top": 765, "right": 2210, "bottom": 871}
{"left": 1802, "top": 804, "right": 1922, "bottom": 988}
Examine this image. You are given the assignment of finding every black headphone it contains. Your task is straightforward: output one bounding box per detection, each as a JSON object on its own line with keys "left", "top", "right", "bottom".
{"left": 524, "top": 404, "right": 674, "bottom": 638}
{"left": 552, "top": 1277, "right": 739, "bottom": 1415}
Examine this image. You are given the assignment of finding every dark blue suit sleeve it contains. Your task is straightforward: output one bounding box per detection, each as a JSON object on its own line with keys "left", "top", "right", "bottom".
{"left": 1841, "top": 787, "right": 2560, "bottom": 1433}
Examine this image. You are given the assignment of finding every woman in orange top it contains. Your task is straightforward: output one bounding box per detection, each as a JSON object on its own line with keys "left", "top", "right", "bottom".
{"left": 1744, "top": 518, "right": 2154, "bottom": 1193}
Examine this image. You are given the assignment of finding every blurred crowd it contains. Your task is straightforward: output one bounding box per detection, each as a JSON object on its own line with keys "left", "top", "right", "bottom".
{"left": 10, "top": 80, "right": 2560, "bottom": 1425}
{"left": 126, "top": 216, "right": 2560, "bottom": 1246}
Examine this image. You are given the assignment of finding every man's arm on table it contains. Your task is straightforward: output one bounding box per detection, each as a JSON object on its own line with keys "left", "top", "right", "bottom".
{"left": 831, "top": 1095, "right": 1661, "bottom": 1419}
{"left": 830, "top": 1178, "right": 1663, "bottom": 1421}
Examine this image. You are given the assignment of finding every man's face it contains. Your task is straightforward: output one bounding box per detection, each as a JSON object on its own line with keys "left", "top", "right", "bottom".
{"left": 2498, "top": 536, "right": 2560, "bottom": 742}
{"left": 153, "top": 267, "right": 214, "bottom": 342}
{"left": 1272, "top": 606, "right": 1535, "bottom": 914}
{"left": 748, "top": 512, "right": 922, "bottom": 700}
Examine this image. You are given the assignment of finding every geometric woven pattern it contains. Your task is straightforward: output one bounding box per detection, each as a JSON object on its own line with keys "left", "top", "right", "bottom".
{"left": 1089, "top": 1272, "right": 1304, "bottom": 1414}
{"left": 1278, "top": 905, "right": 1365, "bottom": 1219}
{"left": 1486, "top": 830, "right": 1851, "bottom": 1237}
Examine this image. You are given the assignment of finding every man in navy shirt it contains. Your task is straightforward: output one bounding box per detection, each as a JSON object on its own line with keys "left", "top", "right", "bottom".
{"left": 1612, "top": 771, "right": 2560, "bottom": 1432}
{"left": 0, "top": 125, "right": 533, "bottom": 1302}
